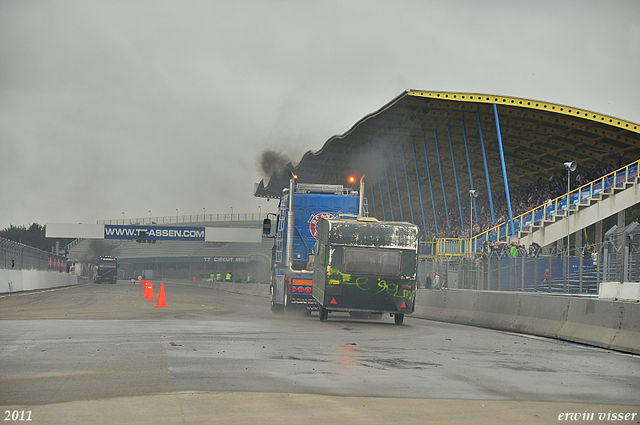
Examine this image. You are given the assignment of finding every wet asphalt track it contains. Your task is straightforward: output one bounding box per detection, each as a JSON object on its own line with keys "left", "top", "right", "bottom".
{"left": 0, "top": 280, "right": 638, "bottom": 424}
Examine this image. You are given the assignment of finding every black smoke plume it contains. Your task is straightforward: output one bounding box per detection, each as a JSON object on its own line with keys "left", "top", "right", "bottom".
{"left": 259, "top": 150, "right": 292, "bottom": 178}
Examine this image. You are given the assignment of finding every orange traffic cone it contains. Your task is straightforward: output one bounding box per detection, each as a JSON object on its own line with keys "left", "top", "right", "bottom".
{"left": 145, "top": 281, "right": 154, "bottom": 301}
{"left": 155, "top": 282, "right": 167, "bottom": 308}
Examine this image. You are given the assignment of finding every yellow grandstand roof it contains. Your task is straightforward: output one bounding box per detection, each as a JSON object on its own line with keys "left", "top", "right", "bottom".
{"left": 255, "top": 90, "right": 640, "bottom": 205}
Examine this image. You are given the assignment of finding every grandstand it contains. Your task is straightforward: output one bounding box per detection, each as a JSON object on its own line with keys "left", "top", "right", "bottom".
{"left": 255, "top": 90, "right": 640, "bottom": 293}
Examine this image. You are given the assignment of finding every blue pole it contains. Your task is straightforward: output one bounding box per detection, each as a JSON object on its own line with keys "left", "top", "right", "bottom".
{"left": 434, "top": 129, "right": 450, "bottom": 228}
{"left": 412, "top": 143, "right": 427, "bottom": 235}
{"left": 385, "top": 167, "right": 395, "bottom": 221}
{"left": 369, "top": 184, "right": 377, "bottom": 218}
{"left": 392, "top": 150, "right": 404, "bottom": 221}
{"left": 493, "top": 104, "right": 515, "bottom": 236}
{"left": 461, "top": 119, "right": 478, "bottom": 223}
{"left": 401, "top": 145, "right": 415, "bottom": 224}
{"left": 423, "top": 136, "right": 439, "bottom": 234}
{"left": 477, "top": 112, "right": 496, "bottom": 224}
{"left": 448, "top": 125, "right": 464, "bottom": 229}
{"left": 378, "top": 180, "right": 387, "bottom": 220}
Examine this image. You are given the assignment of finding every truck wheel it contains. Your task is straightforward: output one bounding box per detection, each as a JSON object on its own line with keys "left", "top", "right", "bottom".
{"left": 394, "top": 314, "right": 404, "bottom": 325}
{"left": 283, "top": 290, "right": 289, "bottom": 311}
{"left": 319, "top": 307, "right": 328, "bottom": 321}
{"left": 269, "top": 286, "right": 283, "bottom": 313}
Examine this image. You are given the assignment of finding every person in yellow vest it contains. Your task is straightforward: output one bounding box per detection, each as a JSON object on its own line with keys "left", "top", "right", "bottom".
{"left": 216, "top": 273, "right": 221, "bottom": 281}
{"left": 210, "top": 273, "right": 215, "bottom": 281}
{"left": 225, "top": 272, "right": 232, "bottom": 282}
{"left": 247, "top": 274, "right": 252, "bottom": 283}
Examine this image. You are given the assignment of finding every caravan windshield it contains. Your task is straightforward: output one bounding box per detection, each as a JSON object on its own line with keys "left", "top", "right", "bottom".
{"left": 342, "top": 247, "right": 401, "bottom": 276}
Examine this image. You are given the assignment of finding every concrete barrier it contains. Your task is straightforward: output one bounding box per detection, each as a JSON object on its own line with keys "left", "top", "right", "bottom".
{"left": 415, "top": 289, "right": 640, "bottom": 355}
{"left": 0, "top": 269, "right": 78, "bottom": 294}
{"left": 599, "top": 282, "right": 640, "bottom": 302}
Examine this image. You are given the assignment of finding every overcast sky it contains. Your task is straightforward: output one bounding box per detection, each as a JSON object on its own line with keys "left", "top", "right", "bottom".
{"left": 1, "top": 0, "right": 639, "bottom": 230}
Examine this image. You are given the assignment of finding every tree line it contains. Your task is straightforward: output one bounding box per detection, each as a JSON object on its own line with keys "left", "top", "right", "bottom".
{"left": 0, "top": 223, "right": 66, "bottom": 253}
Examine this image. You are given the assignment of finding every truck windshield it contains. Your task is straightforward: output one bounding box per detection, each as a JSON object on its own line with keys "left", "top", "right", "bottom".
{"left": 342, "top": 247, "right": 401, "bottom": 276}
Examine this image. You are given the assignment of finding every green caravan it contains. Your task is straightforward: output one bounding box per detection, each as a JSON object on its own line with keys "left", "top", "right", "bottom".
{"left": 312, "top": 217, "right": 419, "bottom": 325}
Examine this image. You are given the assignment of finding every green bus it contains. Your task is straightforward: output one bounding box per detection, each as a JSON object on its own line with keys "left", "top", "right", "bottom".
{"left": 312, "top": 217, "right": 419, "bottom": 325}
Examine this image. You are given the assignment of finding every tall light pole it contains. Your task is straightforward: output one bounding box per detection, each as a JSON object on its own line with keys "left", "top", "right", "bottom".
{"left": 122, "top": 212, "right": 124, "bottom": 224}
{"left": 203, "top": 207, "right": 206, "bottom": 221}
{"left": 258, "top": 205, "right": 261, "bottom": 218}
{"left": 469, "top": 190, "right": 478, "bottom": 255}
{"left": 564, "top": 161, "right": 577, "bottom": 292}
{"left": 176, "top": 209, "right": 179, "bottom": 223}
{"left": 230, "top": 207, "right": 233, "bottom": 221}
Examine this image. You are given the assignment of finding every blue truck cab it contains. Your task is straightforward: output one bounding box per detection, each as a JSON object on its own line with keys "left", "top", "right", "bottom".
{"left": 263, "top": 175, "right": 363, "bottom": 313}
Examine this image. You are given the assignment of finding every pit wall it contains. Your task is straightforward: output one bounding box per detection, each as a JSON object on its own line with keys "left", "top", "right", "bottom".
{"left": 0, "top": 269, "right": 78, "bottom": 294}
{"left": 150, "top": 279, "right": 640, "bottom": 355}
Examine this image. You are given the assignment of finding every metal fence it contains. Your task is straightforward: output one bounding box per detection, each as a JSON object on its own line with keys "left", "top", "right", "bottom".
{"left": 0, "top": 237, "right": 68, "bottom": 271}
{"left": 419, "top": 221, "right": 640, "bottom": 295}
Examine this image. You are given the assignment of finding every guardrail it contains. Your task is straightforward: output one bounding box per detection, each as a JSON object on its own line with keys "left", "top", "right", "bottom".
{"left": 97, "top": 212, "right": 267, "bottom": 225}
{"left": 471, "top": 159, "right": 639, "bottom": 251}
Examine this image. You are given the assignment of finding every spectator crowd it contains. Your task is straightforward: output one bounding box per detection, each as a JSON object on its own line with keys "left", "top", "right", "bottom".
{"left": 416, "top": 159, "right": 625, "bottom": 244}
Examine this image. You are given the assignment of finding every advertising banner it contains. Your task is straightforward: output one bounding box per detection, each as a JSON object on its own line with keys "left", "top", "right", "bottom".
{"left": 104, "top": 225, "right": 206, "bottom": 241}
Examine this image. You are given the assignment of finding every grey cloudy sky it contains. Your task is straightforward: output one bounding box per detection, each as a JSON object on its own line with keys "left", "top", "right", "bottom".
{"left": 1, "top": 0, "right": 639, "bottom": 230}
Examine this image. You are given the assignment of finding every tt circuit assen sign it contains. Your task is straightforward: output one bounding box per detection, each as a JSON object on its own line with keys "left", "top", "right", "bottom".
{"left": 104, "top": 225, "right": 204, "bottom": 241}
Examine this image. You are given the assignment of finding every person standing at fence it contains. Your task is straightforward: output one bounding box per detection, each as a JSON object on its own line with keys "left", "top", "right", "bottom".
{"left": 425, "top": 273, "right": 432, "bottom": 289}
{"left": 432, "top": 272, "right": 440, "bottom": 289}
{"left": 529, "top": 242, "right": 541, "bottom": 257}
{"left": 591, "top": 249, "right": 598, "bottom": 268}
{"left": 583, "top": 246, "right": 592, "bottom": 262}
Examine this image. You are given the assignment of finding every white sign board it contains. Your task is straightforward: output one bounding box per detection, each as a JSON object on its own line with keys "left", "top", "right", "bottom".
{"left": 45, "top": 223, "right": 105, "bottom": 239}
